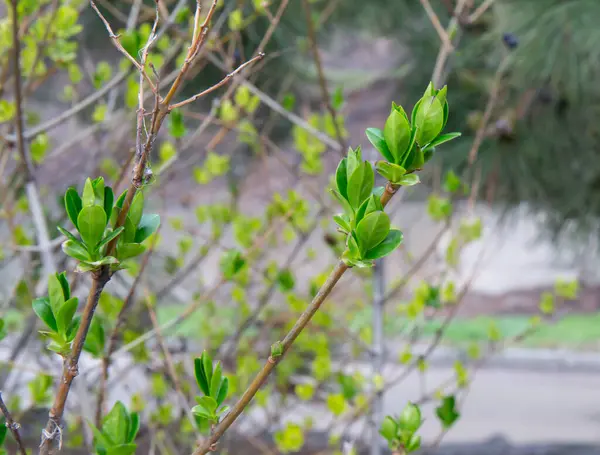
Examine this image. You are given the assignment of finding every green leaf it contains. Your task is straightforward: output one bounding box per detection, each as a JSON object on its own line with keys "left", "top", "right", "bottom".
{"left": 329, "top": 188, "right": 353, "bottom": 216}
{"left": 129, "top": 191, "right": 144, "bottom": 228}
{"left": 57, "top": 225, "right": 79, "bottom": 244}
{"left": 210, "top": 362, "right": 222, "bottom": 399}
{"left": 202, "top": 351, "right": 214, "bottom": 387}
{"left": 82, "top": 178, "right": 95, "bottom": 207}
{"left": 375, "top": 161, "right": 406, "bottom": 184}
{"left": 399, "top": 402, "right": 422, "bottom": 433}
{"left": 345, "top": 146, "right": 361, "bottom": 179}
{"left": 89, "top": 424, "right": 114, "bottom": 450}
{"left": 102, "top": 401, "right": 129, "bottom": 445}
{"left": 379, "top": 416, "right": 398, "bottom": 442}
{"left": 346, "top": 232, "right": 361, "bottom": 259}
{"left": 335, "top": 158, "right": 348, "bottom": 200}
{"left": 57, "top": 297, "right": 78, "bottom": 337}
{"left": 216, "top": 377, "right": 228, "bottom": 406}
{"left": 33, "top": 298, "right": 57, "bottom": 332}
{"left": 103, "top": 187, "right": 114, "bottom": 223}
{"left": 126, "top": 413, "right": 139, "bottom": 443}
{"left": 106, "top": 444, "right": 137, "bottom": 455}
{"left": 397, "top": 174, "right": 420, "bottom": 186}
{"left": 122, "top": 216, "right": 137, "bottom": 244}
{"left": 97, "top": 227, "right": 124, "bottom": 252}
{"left": 414, "top": 96, "right": 444, "bottom": 146}
{"left": 332, "top": 86, "right": 344, "bottom": 110}
{"left": 364, "top": 229, "right": 403, "bottom": 260}
{"left": 62, "top": 239, "right": 91, "bottom": 262}
{"left": 48, "top": 273, "right": 65, "bottom": 313}
{"left": 220, "top": 250, "right": 246, "bottom": 279}
{"left": 435, "top": 395, "right": 460, "bottom": 429}
{"left": 347, "top": 162, "right": 374, "bottom": 209}
{"left": 169, "top": 109, "right": 187, "bottom": 138}
{"left": 56, "top": 272, "right": 71, "bottom": 301}
{"left": 384, "top": 103, "right": 411, "bottom": 163}
{"left": 426, "top": 132, "right": 461, "bottom": 149}
{"left": 355, "top": 211, "right": 390, "bottom": 254}
{"left": 354, "top": 194, "right": 382, "bottom": 227}
{"left": 64, "top": 187, "right": 82, "bottom": 228}
{"left": 78, "top": 206, "right": 107, "bottom": 251}
{"left": 333, "top": 214, "right": 351, "bottom": 233}
{"left": 0, "top": 418, "right": 6, "bottom": 446}
{"left": 277, "top": 268, "right": 295, "bottom": 291}
{"left": 196, "top": 396, "right": 218, "bottom": 415}
{"left": 134, "top": 214, "right": 160, "bottom": 243}
{"left": 366, "top": 127, "right": 394, "bottom": 163}
{"left": 117, "top": 243, "right": 146, "bottom": 260}
{"left": 194, "top": 357, "right": 210, "bottom": 395}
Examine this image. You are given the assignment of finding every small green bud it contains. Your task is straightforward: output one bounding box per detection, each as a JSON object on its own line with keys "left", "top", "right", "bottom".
{"left": 271, "top": 341, "right": 283, "bottom": 357}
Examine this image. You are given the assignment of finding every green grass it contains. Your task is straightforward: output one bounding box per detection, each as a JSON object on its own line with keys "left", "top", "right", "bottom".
{"left": 407, "top": 313, "right": 600, "bottom": 349}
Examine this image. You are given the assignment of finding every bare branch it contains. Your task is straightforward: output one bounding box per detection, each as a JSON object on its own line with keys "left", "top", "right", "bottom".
{"left": 90, "top": 1, "right": 158, "bottom": 93}
{"left": 0, "top": 392, "right": 27, "bottom": 455}
{"left": 419, "top": 0, "right": 454, "bottom": 51}
{"left": 169, "top": 53, "right": 265, "bottom": 110}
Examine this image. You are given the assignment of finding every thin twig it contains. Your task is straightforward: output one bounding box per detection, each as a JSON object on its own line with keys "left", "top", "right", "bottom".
{"left": 0, "top": 392, "right": 27, "bottom": 455}
{"left": 467, "top": 0, "right": 495, "bottom": 24}
{"left": 169, "top": 53, "right": 265, "bottom": 110}
{"left": 90, "top": 1, "right": 158, "bottom": 93}
{"left": 301, "top": 0, "right": 347, "bottom": 154}
{"left": 191, "top": 186, "right": 400, "bottom": 455}
{"left": 419, "top": 0, "right": 454, "bottom": 51}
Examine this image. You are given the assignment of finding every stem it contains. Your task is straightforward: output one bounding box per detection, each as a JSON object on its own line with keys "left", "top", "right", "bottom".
{"left": 301, "top": 0, "right": 347, "bottom": 154}
{"left": 0, "top": 392, "right": 27, "bottom": 455}
{"left": 192, "top": 260, "right": 349, "bottom": 455}
{"left": 39, "top": 268, "right": 111, "bottom": 454}
{"left": 192, "top": 186, "right": 399, "bottom": 454}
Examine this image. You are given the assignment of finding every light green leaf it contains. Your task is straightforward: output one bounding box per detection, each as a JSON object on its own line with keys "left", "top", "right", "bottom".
{"left": 414, "top": 97, "right": 444, "bottom": 146}
{"left": 347, "top": 162, "right": 374, "bottom": 209}
{"left": 96, "top": 227, "right": 124, "bottom": 252}
{"left": 364, "top": 229, "right": 403, "bottom": 260}
{"left": 62, "top": 239, "right": 91, "bottom": 262}
{"left": 355, "top": 211, "right": 390, "bottom": 254}
{"left": 117, "top": 243, "right": 146, "bottom": 260}
{"left": 398, "top": 174, "right": 420, "bottom": 186}
{"left": 77, "top": 206, "right": 107, "bottom": 251}
{"left": 384, "top": 103, "right": 411, "bottom": 163}
{"left": 335, "top": 158, "right": 348, "bottom": 200}
{"left": 57, "top": 297, "right": 78, "bottom": 337}
{"left": 210, "top": 362, "right": 222, "bottom": 399}
{"left": 375, "top": 161, "right": 406, "bottom": 184}
{"left": 425, "top": 132, "right": 461, "bottom": 149}
{"left": 102, "top": 401, "right": 129, "bottom": 445}
{"left": 128, "top": 192, "right": 144, "bottom": 228}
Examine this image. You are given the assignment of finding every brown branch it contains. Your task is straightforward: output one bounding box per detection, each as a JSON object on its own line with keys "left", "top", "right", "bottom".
{"left": 191, "top": 186, "right": 400, "bottom": 455}
{"left": 0, "top": 392, "right": 27, "bottom": 455}
{"left": 419, "top": 0, "right": 454, "bottom": 51}
{"left": 169, "top": 53, "right": 265, "bottom": 110}
{"left": 40, "top": 268, "right": 111, "bottom": 454}
{"left": 90, "top": 1, "right": 158, "bottom": 94}
{"left": 95, "top": 240, "right": 157, "bottom": 426}
{"left": 301, "top": 0, "right": 347, "bottom": 154}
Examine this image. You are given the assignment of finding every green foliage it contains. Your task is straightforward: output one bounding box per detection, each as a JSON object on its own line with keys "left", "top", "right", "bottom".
{"left": 59, "top": 178, "right": 160, "bottom": 272}
{"left": 88, "top": 401, "right": 140, "bottom": 455}
{"left": 380, "top": 402, "right": 422, "bottom": 453}
{"left": 436, "top": 395, "right": 460, "bottom": 429}
{"left": 192, "top": 351, "right": 230, "bottom": 424}
{"left": 32, "top": 272, "right": 79, "bottom": 356}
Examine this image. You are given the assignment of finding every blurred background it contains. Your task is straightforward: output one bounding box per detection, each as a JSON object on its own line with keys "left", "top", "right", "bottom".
{"left": 1, "top": 0, "right": 600, "bottom": 453}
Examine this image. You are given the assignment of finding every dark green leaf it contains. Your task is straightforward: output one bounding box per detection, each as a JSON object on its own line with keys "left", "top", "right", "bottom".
{"left": 57, "top": 225, "right": 79, "bottom": 244}
{"left": 220, "top": 250, "right": 246, "bottom": 279}
{"left": 56, "top": 272, "right": 70, "bottom": 301}
{"left": 194, "top": 357, "right": 210, "bottom": 395}
{"left": 134, "top": 213, "right": 160, "bottom": 243}
{"left": 84, "top": 317, "right": 105, "bottom": 356}
{"left": 335, "top": 158, "right": 348, "bottom": 200}
{"left": 364, "top": 229, "right": 403, "bottom": 260}
{"left": 103, "top": 187, "right": 114, "bottom": 224}
{"left": 277, "top": 268, "right": 295, "bottom": 291}
{"left": 64, "top": 187, "right": 82, "bottom": 228}
{"left": 0, "top": 417, "right": 6, "bottom": 446}
{"left": 78, "top": 206, "right": 107, "bottom": 251}
{"left": 89, "top": 424, "right": 114, "bottom": 450}
{"left": 355, "top": 211, "right": 390, "bottom": 254}
{"left": 366, "top": 127, "right": 394, "bottom": 162}
{"left": 354, "top": 194, "right": 382, "bottom": 227}
{"left": 67, "top": 316, "right": 81, "bottom": 341}
{"left": 127, "top": 413, "right": 139, "bottom": 443}
{"left": 33, "top": 298, "right": 57, "bottom": 332}
{"left": 216, "top": 377, "right": 228, "bottom": 406}
{"left": 57, "top": 297, "right": 79, "bottom": 337}
{"left": 436, "top": 395, "right": 460, "bottom": 429}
